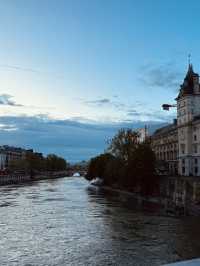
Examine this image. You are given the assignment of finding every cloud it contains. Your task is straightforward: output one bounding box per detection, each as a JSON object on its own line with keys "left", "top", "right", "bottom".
{"left": 0, "top": 123, "right": 17, "bottom": 131}
{"left": 0, "top": 114, "right": 166, "bottom": 162}
{"left": 0, "top": 94, "right": 23, "bottom": 107}
{"left": 83, "top": 97, "right": 127, "bottom": 110}
{"left": 139, "top": 62, "right": 183, "bottom": 91}
{"left": 0, "top": 64, "right": 64, "bottom": 79}
{"left": 127, "top": 108, "right": 175, "bottom": 122}
{"left": 85, "top": 98, "right": 111, "bottom": 106}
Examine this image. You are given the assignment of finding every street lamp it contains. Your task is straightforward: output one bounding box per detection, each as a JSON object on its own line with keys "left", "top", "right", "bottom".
{"left": 162, "top": 104, "right": 177, "bottom": 111}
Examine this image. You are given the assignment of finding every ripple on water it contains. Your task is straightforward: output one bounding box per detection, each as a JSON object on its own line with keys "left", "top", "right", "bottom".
{"left": 0, "top": 177, "right": 200, "bottom": 266}
{"left": 0, "top": 201, "right": 17, "bottom": 207}
{"left": 43, "top": 197, "right": 67, "bottom": 202}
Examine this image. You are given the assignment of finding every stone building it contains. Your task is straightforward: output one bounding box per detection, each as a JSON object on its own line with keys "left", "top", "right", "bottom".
{"left": 0, "top": 146, "right": 26, "bottom": 169}
{"left": 151, "top": 120, "right": 178, "bottom": 175}
{"left": 137, "top": 126, "right": 148, "bottom": 143}
{"left": 176, "top": 64, "right": 200, "bottom": 176}
{"left": 152, "top": 64, "right": 200, "bottom": 177}
{"left": 0, "top": 146, "right": 43, "bottom": 170}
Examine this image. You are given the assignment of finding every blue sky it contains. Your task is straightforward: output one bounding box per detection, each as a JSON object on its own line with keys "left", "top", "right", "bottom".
{"left": 0, "top": 0, "right": 199, "bottom": 161}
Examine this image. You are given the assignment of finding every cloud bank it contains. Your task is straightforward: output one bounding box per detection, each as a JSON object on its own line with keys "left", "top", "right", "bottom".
{"left": 0, "top": 115, "right": 167, "bottom": 162}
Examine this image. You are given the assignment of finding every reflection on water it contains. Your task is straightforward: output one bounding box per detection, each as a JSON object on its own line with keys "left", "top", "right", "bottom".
{"left": 0, "top": 177, "right": 200, "bottom": 266}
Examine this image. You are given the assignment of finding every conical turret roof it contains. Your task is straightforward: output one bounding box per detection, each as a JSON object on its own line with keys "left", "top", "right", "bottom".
{"left": 176, "top": 64, "right": 198, "bottom": 100}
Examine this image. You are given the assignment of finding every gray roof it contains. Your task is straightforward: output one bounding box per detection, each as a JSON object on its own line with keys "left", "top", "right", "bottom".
{"left": 176, "top": 64, "right": 199, "bottom": 100}
{"left": 153, "top": 123, "right": 177, "bottom": 137}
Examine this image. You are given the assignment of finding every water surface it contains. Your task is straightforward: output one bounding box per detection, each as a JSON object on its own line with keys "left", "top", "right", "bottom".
{"left": 0, "top": 177, "right": 200, "bottom": 266}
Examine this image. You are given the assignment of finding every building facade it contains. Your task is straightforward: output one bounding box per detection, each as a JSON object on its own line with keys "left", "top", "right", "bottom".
{"left": 176, "top": 64, "right": 200, "bottom": 176}
{"left": 137, "top": 126, "right": 148, "bottom": 143}
{"left": 151, "top": 121, "right": 178, "bottom": 175}
{"left": 0, "top": 146, "right": 43, "bottom": 170}
{"left": 152, "top": 64, "right": 200, "bottom": 177}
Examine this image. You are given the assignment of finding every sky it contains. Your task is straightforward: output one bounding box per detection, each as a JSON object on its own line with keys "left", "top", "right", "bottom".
{"left": 0, "top": 0, "right": 200, "bottom": 161}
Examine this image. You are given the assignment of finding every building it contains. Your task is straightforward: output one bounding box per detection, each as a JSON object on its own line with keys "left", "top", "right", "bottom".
{"left": 151, "top": 120, "right": 178, "bottom": 175}
{"left": 0, "top": 153, "right": 7, "bottom": 170}
{"left": 137, "top": 126, "right": 148, "bottom": 143}
{"left": 152, "top": 64, "right": 200, "bottom": 177}
{"left": 0, "top": 146, "right": 26, "bottom": 169}
{"left": 0, "top": 146, "right": 43, "bottom": 170}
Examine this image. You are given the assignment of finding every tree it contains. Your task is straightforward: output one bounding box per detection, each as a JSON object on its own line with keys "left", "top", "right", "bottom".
{"left": 9, "top": 159, "right": 29, "bottom": 173}
{"left": 128, "top": 142, "right": 157, "bottom": 194}
{"left": 9, "top": 152, "right": 67, "bottom": 176}
{"left": 104, "top": 156, "right": 125, "bottom": 186}
{"left": 87, "top": 128, "right": 157, "bottom": 195}
{"left": 46, "top": 154, "right": 67, "bottom": 171}
{"left": 86, "top": 153, "right": 114, "bottom": 181}
{"left": 107, "top": 129, "right": 139, "bottom": 163}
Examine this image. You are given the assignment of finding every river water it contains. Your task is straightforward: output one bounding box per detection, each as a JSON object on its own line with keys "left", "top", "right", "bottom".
{"left": 0, "top": 177, "right": 200, "bottom": 266}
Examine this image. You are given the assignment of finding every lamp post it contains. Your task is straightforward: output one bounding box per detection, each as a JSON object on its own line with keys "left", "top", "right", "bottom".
{"left": 162, "top": 104, "right": 177, "bottom": 111}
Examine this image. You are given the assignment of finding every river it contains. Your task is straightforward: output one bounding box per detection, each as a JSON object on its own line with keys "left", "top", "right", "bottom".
{"left": 0, "top": 177, "right": 200, "bottom": 266}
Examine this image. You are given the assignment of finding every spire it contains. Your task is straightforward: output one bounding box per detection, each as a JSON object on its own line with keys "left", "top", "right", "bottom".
{"left": 188, "top": 53, "right": 191, "bottom": 65}
{"left": 176, "top": 58, "right": 198, "bottom": 100}
{"left": 186, "top": 54, "right": 195, "bottom": 75}
{"left": 187, "top": 63, "right": 194, "bottom": 76}
{"left": 186, "top": 54, "right": 197, "bottom": 76}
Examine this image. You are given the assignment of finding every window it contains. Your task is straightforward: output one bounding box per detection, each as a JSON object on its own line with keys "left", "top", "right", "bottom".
{"left": 180, "top": 130, "right": 185, "bottom": 140}
{"left": 193, "top": 144, "right": 198, "bottom": 153}
{"left": 195, "top": 167, "right": 198, "bottom": 174}
{"left": 182, "top": 167, "right": 185, "bottom": 174}
{"left": 195, "top": 158, "right": 198, "bottom": 164}
{"left": 182, "top": 159, "right": 185, "bottom": 165}
{"left": 181, "top": 144, "right": 185, "bottom": 154}
{"left": 194, "top": 135, "right": 197, "bottom": 141}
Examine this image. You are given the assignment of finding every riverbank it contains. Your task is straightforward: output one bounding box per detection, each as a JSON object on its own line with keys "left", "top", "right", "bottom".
{"left": 89, "top": 174, "right": 200, "bottom": 216}
{"left": 0, "top": 171, "right": 68, "bottom": 186}
{"left": 91, "top": 182, "right": 198, "bottom": 216}
{"left": 93, "top": 184, "right": 169, "bottom": 214}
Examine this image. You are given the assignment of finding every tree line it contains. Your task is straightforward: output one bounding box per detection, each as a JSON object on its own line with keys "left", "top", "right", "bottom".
{"left": 9, "top": 152, "right": 68, "bottom": 175}
{"left": 86, "top": 129, "right": 158, "bottom": 195}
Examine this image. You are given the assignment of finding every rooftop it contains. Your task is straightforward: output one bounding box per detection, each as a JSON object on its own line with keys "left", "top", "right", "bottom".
{"left": 176, "top": 64, "right": 199, "bottom": 100}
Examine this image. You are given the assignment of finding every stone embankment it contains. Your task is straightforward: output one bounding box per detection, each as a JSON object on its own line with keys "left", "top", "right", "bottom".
{"left": 99, "top": 185, "right": 167, "bottom": 213}
{"left": 91, "top": 183, "right": 192, "bottom": 215}
{"left": 0, "top": 175, "right": 31, "bottom": 185}
{"left": 90, "top": 175, "right": 200, "bottom": 216}
{"left": 0, "top": 171, "right": 69, "bottom": 186}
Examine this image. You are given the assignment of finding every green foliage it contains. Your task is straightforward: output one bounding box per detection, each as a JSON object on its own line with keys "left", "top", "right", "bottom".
{"left": 87, "top": 128, "right": 157, "bottom": 195}
{"left": 9, "top": 159, "right": 29, "bottom": 172}
{"left": 127, "top": 142, "right": 157, "bottom": 194}
{"left": 86, "top": 153, "right": 114, "bottom": 181}
{"left": 26, "top": 152, "right": 46, "bottom": 172}
{"left": 9, "top": 152, "right": 67, "bottom": 175}
{"left": 107, "top": 129, "right": 139, "bottom": 163}
{"left": 46, "top": 154, "right": 67, "bottom": 171}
